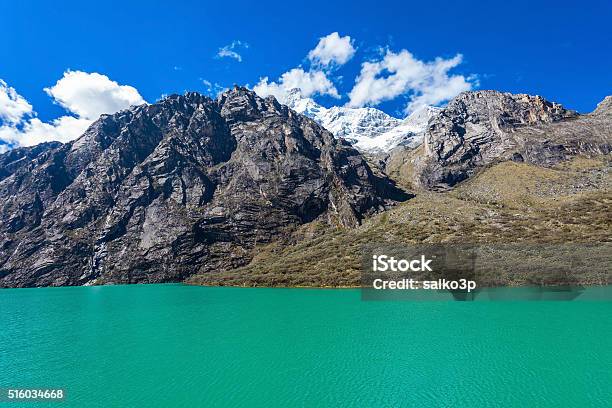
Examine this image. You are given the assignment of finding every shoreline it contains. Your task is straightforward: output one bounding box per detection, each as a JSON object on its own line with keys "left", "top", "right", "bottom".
{"left": 2, "top": 281, "right": 611, "bottom": 290}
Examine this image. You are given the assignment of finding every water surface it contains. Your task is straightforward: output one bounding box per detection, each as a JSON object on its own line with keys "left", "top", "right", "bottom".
{"left": 1, "top": 284, "right": 610, "bottom": 407}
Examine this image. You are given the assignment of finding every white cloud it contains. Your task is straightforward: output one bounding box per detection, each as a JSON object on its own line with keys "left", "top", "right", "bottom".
{"left": 252, "top": 32, "right": 356, "bottom": 104}
{"left": 0, "top": 116, "right": 91, "bottom": 147}
{"left": 216, "top": 40, "right": 249, "bottom": 62}
{"left": 307, "top": 32, "right": 356, "bottom": 67}
{"left": 201, "top": 79, "right": 227, "bottom": 96}
{"left": 218, "top": 49, "right": 242, "bottom": 62}
{"left": 347, "top": 49, "right": 475, "bottom": 113}
{"left": 44, "top": 70, "right": 145, "bottom": 120}
{"left": 252, "top": 33, "right": 475, "bottom": 113}
{"left": 0, "top": 71, "right": 146, "bottom": 149}
{"left": 253, "top": 68, "right": 339, "bottom": 103}
{"left": 0, "top": 79, "right": 33, "bottom": 125}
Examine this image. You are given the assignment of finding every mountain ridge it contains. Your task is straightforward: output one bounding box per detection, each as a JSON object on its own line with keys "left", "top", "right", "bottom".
{"left": 1, "top": 87, "right": 611, "bottom": 288}
{"left": 386, "top": 90, "right": 611, "bottom": 190}
{"left": 0, "top": 87, "right": 407, "bottom": 287}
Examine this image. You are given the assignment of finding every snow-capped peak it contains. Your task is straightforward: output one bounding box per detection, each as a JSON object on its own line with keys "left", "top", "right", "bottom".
{"left": 283, "top": 88, "right": 439, "bottom": 153}
{"left": 284, "top": 88, "right": 326, "bottom": 118}
{"left": 354, "top": 105, "right": 441, "bottom": 152}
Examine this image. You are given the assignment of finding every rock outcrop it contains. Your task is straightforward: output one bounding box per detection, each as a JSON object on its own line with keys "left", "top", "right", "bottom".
{"left": 413, "top": 91, "right": 611, "bottom": 189}
{"left": 0, "top": 87, "right": 407, "bottom": 287}
{"left": 593, "top": 96, "right": 612, "bottom": 116}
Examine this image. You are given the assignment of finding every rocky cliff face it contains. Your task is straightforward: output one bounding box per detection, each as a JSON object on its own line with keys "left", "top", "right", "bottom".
{"left": 412, "top": 91, "right": 611, "bottom": 189}
{"left": 0, "top": 87, "right": 407, "bottom": 287}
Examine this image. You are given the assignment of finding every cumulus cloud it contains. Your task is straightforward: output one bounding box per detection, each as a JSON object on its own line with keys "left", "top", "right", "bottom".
{"left": 0, "top": 80, "right": 33, "bottom": 125}
{"left": 0, "top": 116, "right": 91, "bottom": 147}
{"left": 307, "top": 32, "right": 356, "bottom": 67}
{"left": 216, "top": 40, "right": 249, "bottom": 62}
{"left": 44, "top": 70, "right": 145, "bottom": 120}
{"left": 347, "top": 49, "right": 475, "bottom": 113}
{"left": 252, "top": 33, "right": 350, "bottom": 103}
{"left": 253, "top": 32, "right": 475, "bottom": 113}
{"left": 0, "top": 71, "right": 146, "bottom": 149}
{"left": 253, "top": 68, "right": 339, "bottom": 103}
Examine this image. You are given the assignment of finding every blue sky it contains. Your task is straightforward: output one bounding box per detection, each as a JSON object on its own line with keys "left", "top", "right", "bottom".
{"left": 1, "top": 0, "right": 611, "bottom": 148}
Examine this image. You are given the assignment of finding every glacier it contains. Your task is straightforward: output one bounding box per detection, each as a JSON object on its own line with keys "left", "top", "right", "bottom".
{"left": 283, "top": 88, "right": 440, "bottom": 153}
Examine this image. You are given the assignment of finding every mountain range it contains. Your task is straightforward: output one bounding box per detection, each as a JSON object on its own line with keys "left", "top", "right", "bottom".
{"left": 0, "top": 87, "right": 610, "bottom": 288}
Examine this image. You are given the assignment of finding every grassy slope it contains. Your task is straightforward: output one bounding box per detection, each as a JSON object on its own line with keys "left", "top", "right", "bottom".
{"left": 187, "top": 156, "right": 611, "bottom": 287}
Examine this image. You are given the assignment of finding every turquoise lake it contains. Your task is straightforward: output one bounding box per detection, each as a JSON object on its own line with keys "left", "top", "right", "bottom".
{"left": 1, "top": 284, "right": 611, "bottom": 407}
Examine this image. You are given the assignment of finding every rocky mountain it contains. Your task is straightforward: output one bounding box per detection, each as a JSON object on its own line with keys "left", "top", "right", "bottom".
{"left": 388, "top": 91, "right": 612, "bottom": 190}
{"left": 2, "top": 88, "right": 610, "bottom": 288}
{"left": 0, "top": 87, "right": 407, "bottom": 288}
{"left": 188, "top": 91, "right": 612, "bottom": 288}
{"left": 284, "top": 88, "right": 439, "bottom": 152}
